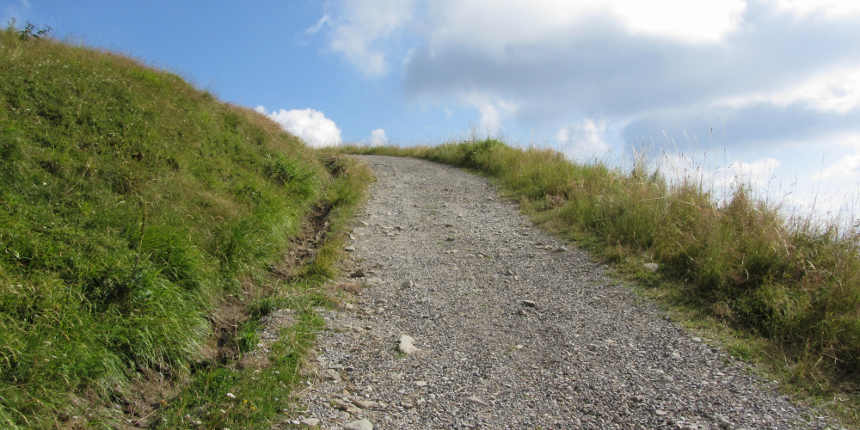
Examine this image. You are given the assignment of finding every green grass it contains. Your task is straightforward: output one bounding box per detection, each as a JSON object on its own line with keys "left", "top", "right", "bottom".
{"left": 157, "top": 290, "right": 325, "bottom": 429}
{"left": 0, "top": 25, "right": 371, "bottom": 428}
{"left": 156, "top": 153, "right": 371, "bottom": 429}
{"left": 343, "top": 139, "right": 860, "bottom": 425}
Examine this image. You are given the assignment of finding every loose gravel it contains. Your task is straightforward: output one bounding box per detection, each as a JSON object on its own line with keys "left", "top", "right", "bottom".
{"left": 296, "top": 155, "right": 837, "bottom": 429}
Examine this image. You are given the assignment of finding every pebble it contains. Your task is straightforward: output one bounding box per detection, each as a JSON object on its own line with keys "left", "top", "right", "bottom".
{"left": 300, "top": 418, "right": 320, "bottom": 427}
{"left": 354, "top": 400, "right": 377, "bottom": 409}
{"left": 643, "top": 262, "right": 659, "bottom": 272}
{"left": 397, "top": 335, "right": 420, "bottom": 354}
{"left": 466, "top": 395, "right": 489, "bottom": 407}
{"left": 325, "top": 369, "right": 342, "bottom": 382}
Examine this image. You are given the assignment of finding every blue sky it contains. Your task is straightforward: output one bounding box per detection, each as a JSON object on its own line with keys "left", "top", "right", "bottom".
{"left": 5, "top": 0, "right": 860, "bottom": 220}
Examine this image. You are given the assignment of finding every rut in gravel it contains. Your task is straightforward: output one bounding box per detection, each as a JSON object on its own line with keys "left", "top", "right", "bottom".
{"left": 297, "top": 155, "right": 834, "bottom": 430}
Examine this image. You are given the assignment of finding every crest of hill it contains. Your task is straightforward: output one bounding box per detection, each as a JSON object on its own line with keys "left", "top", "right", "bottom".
{"left": 0, "top": 26, "right": 333, "bottom": 427}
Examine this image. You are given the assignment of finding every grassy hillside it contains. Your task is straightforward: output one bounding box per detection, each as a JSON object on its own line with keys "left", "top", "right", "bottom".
{"left": 0, "top": 26, "right": 369, "bottom": 428}
{"left": 345, "top": 140, "right": 860, "bottom": 424}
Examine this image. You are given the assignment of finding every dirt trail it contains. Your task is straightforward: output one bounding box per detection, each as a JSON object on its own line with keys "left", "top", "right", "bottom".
{"left": 298, "top": 156, "right": 831, "bottom": 429}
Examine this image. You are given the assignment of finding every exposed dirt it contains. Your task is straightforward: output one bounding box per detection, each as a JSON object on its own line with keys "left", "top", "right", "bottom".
{"left": 271, "top": 202, "right": 333, "bottom": 281}
{"left": 114, "top": 199, "right": 336, "bottom": 428}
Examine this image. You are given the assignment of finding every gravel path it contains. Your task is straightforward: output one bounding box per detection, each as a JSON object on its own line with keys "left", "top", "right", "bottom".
{"left": 296, "top": 155, "right": 833, "bottom": 430}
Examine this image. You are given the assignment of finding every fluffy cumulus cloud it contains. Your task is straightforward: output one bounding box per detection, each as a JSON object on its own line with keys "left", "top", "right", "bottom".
{"left": 722, "top": 157, "right": 783, "bottom": 188}
{"left": 556, "top": 119, "right": 611, "bottom": 161}
{"left": 461, "top": 93, "right": 520, "bottom": 136}
{"left": 369, "top": 128, "right": 388, "bottom": 146}
{"left": 408, "top": 2, "right": 860, "bottom": 130}
{"left": 255, "top": 106, "right": 342, "bottom": 148}
{"left": 816, "top": 135, "right": 860, "bottom": 181}
{"left": 317, "top": 1, "right": 860, "bottom": 140}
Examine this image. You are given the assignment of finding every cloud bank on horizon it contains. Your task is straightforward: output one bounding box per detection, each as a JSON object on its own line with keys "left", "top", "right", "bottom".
{"left": 314, "top": 0, "right": 860, "bottom": 142}
{"left": 307, "top": 0, "right": 860, "bottom": 215}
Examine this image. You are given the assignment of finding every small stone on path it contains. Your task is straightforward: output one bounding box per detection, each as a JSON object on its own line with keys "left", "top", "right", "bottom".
{"left": 354, "top": 400, "right": 377, "bottom": 409}
{"left": 344, "top": 419, "right": 373, "bottom": 430}
{"left": 466, "top": 395, "right": 490, "bottom": 407}
{"left": 325, "top": 369, "right": 342, "bottom": 382}
{"left": 300, "top": 418, "right": 320, "bottom": 427}
{"left": 398, "top": 335, "right": 420, "bottom": 354}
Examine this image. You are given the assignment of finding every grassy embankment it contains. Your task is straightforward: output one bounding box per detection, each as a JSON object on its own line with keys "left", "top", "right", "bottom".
{"left": 0, "top": 25, "right": 370, "bottom": 428}
{"left": 344, "top": 139, "right": 860, "bottom": 424}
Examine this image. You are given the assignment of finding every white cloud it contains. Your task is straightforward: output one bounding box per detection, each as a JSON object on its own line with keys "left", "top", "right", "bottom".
{"left": 718, "top": 63, "right": 860, "bottom": 114}
{"left": 556, "top": 118, "right": 611, "bottom": 161}
{"left": 322, "top": 0, "right": 745, "bottom": 78}
{"left": 462, "top": 93, "right": 520, "bottom": 135}
{"left": 306, "top": 13, "right": 331, "bottom": 34}
{"left": 426, "top": 0, "right": 745, "bottom": 57}
{"left": 820, "top": 153, "right": 860, "bottom": 180}
{"left": 369, "top": 128, "right": 388, "bottom": 146}
{"left": 255, "top": 106, "right": 342, "bottom": 148}
{"left": 322, "top": 0, "right": 416, "bottom": 76}
{"left": 771, "top": 0, "right": 860, "bottom": 18}
{"left": 720, "top": 157, "right": 783, "bottom": 188}
{"left": 818, "top": 135, "right": 860, "bottom": 180}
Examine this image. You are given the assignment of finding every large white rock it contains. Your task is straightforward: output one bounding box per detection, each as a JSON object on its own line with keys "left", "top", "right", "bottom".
{"left": 398, "top": 335, "right": 420, "bottom": 354}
